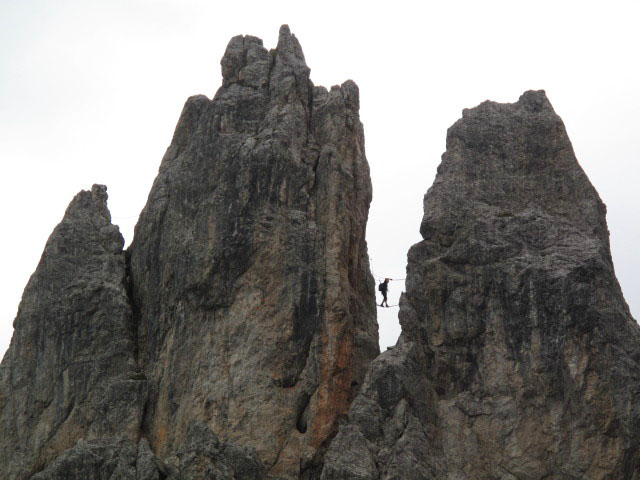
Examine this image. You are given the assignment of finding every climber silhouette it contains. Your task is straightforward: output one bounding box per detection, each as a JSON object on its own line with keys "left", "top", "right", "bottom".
{"left": 378, "top": 278, "right": 390, "bottom": 307}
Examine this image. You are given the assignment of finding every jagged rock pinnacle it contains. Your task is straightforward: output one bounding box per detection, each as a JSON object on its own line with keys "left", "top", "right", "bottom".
{"left": 127, "top": 24, "right": 378, "bottom": 479}
{"left": 322, "top": 91, "right": 640, "bottom": 479}
{"left": 0, "top": 185, "right": 146, "bottom": 479}
{"left": 4, "top": 28, "right": 640, "bottom": 480}
{"left": 1, "top": 26, "right": 379, "bottom": 480}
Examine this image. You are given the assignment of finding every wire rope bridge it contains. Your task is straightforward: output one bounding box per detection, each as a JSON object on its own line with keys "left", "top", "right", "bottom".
{"left": 371, "top": 259, "right": 406, "bottom": 308}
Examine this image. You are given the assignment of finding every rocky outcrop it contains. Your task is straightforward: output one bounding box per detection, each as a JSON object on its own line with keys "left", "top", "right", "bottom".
{"left": 30, "top": 424, "right": 264, "bottom": 480}
{"left": 0, "top": 185, "right": 147, "bottom": 479}
{"left": 0, "top": 25, "right": 379, "bottom": 480}
{"left": 4, "top": 27, "right": 639, "bottom": 480}
{"left": 0, "top": 26, "right": 377, "bottom": 480}
{"left": 322, "top": 91, "right": 640, "bottom": 479}
{"left": 30, "top": 438, "right": 156, "bottom": 480}
{"left": 126, "top": 24, "right": 378, "bottom": 479}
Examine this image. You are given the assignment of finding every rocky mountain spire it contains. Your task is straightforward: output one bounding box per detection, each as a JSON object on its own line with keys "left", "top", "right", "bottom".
{"left": 4, "top": 28, "right": 640, "bottom": 480}
{"left": 0, "top": 185, "right": 146, "bottom": 479}
{"left": 126, "top": 24, "right": 378, "bottom": 479}
{"left": 0, "top": 25, "right": 378, "bottom": 480}
{"left": 322, "top": 91, "right": 640, "bottom": 479}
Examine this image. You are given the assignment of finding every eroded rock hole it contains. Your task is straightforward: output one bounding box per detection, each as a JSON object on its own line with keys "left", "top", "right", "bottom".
{"left": 296, "top": 392, "right": 311, "bottom": 433}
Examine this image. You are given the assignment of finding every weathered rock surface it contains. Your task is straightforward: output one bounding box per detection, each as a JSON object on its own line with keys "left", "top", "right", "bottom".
{"left": 30, "top": 437, "right": 150, "bottom": 480}
{"left": 126, "top": 24, "right": 378, "bottom": 479}
{"left": 0, "top": 26, "right": 378, "bottom": 479}
{"left": 5, "top": 27, "right": 639, "bottom": 480}
{"left": 167, "top": 421, "right": 265, "bottom": 480}
{"left": 0, "top": 185, "right": 147, "bottom": 479}
{"left": 322, "top": 91, "right": 640, "bottom": 479}
{"left": 30, "top": 424, "right": 265, "bottom": 480}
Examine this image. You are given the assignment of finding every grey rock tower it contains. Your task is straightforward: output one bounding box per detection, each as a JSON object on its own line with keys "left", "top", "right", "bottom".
{"left": 4, "top": 30, "right": 640, "bottom": 480}
{"left": 127, "top": 24, "right": 378, "bottom": 479}
{"left": 322, "top": 91, "right": 640, "bottom": 479}
{"left": 0, "top": 25, "right": 378, "bottom": 480}
{"left": 0, "top": 185, "right": 146, "bottom": 479}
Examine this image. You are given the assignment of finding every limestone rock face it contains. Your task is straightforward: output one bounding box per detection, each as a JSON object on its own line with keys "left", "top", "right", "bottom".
{"left": 6, "top": 28, "right": 638, "bottom": 480}
{"left": 322, "top": 91, "right": 640, "bottom": 479}
{"left": 127, "top": 25, "right": 378, "bottom": 479}
{"left": 0, "top": 27, "right": 377, "bottom": 479}
{"left": 0, "top": 185, "right": 146, "bottom": 479}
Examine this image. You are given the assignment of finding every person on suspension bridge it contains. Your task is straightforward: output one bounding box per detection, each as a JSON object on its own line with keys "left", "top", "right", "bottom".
{"left": 378, "top": 278, "right": 390, "bottom": 307}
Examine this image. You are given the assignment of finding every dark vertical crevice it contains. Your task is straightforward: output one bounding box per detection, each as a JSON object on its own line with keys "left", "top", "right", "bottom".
{"left": 295, "top": 392, "right": 311, "bottom": 434}
{"left": 124, "top": 248, "right": 142, "bottom": 368}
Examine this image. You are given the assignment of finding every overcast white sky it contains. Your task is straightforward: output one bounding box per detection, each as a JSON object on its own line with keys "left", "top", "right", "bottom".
{"left": 1, "top": 0, "right": 638, "bottom": 356}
